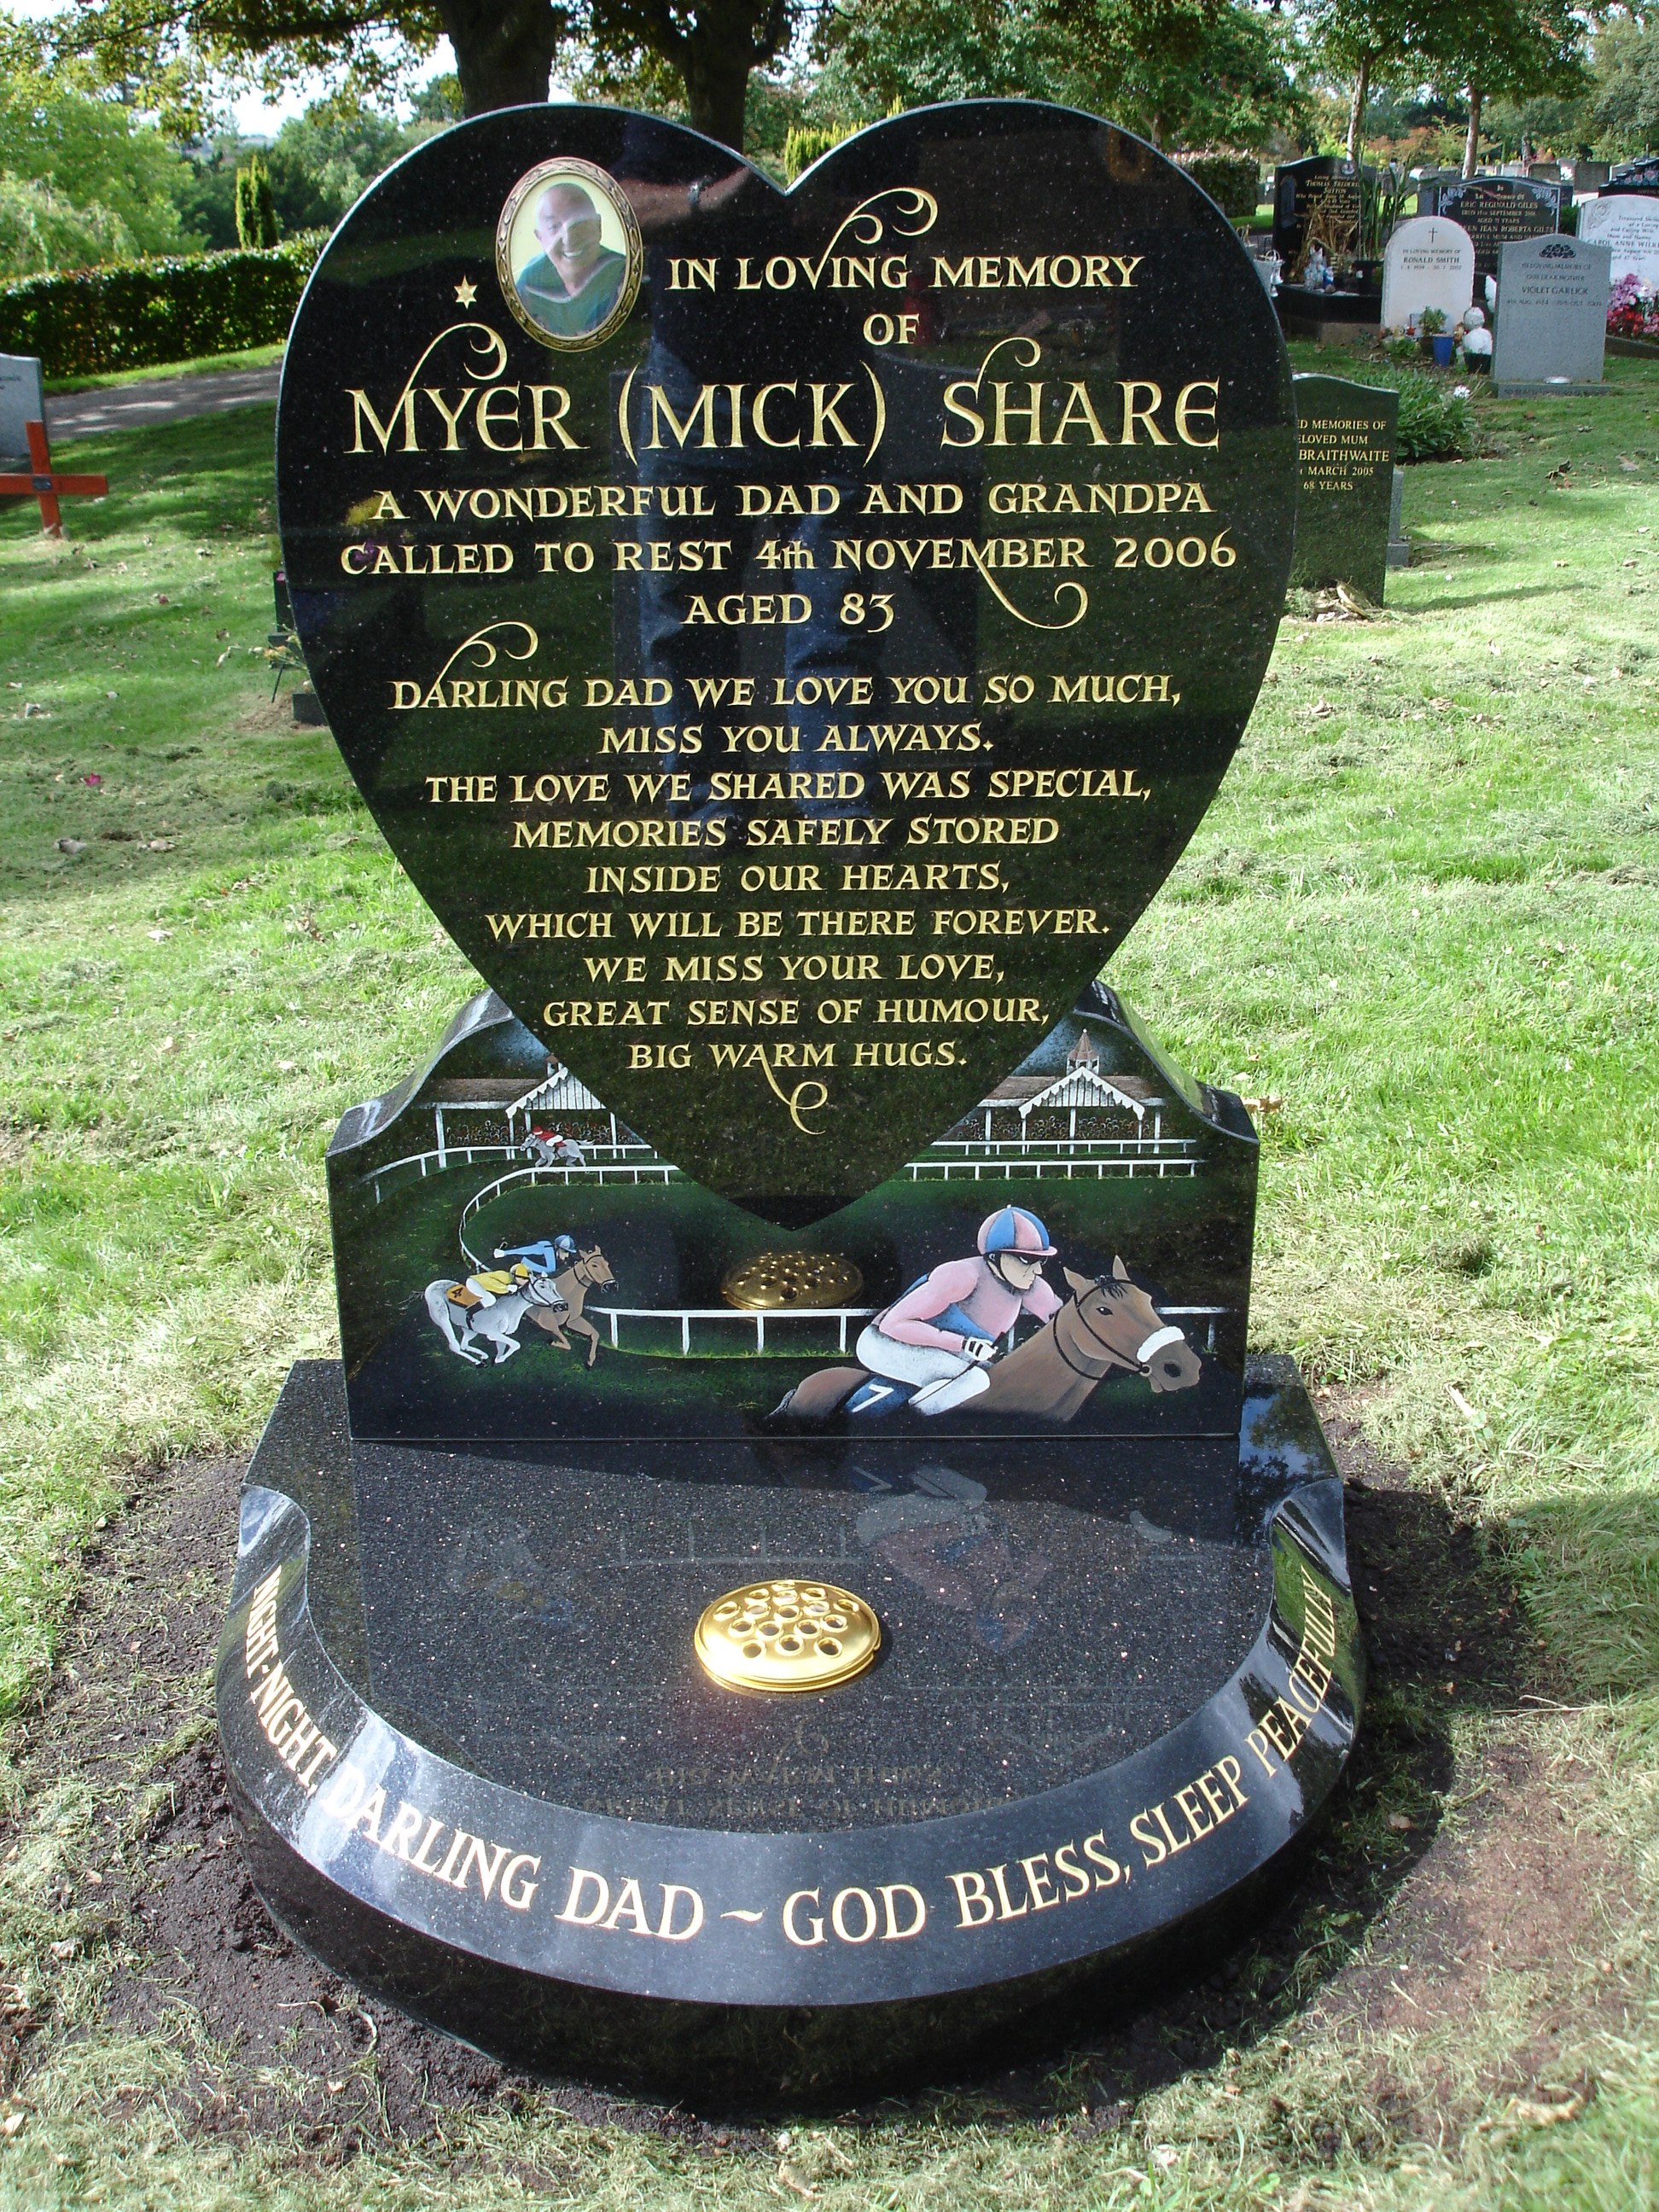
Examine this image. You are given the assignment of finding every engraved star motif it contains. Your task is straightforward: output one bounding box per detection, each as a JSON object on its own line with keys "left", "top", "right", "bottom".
{"left": 454, "top": 276, "right": 478, "bottom": 308}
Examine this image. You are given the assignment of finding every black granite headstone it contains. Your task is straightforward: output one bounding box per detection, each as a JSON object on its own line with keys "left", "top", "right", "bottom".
{"left": 1419, "top": 174, "right": 1567, "bottom": 281}
{"left": 279, "top": 107, "right": 1295, "bottom": 1222}
{"left": 1288, "top": 375, "right": 1399, "bottom": 603}
{"left": 1272, "top": 157, "right": 1362, "bottom": 276}
{"left": 220, "top": 102, "right": 1362, "bottom": 2096}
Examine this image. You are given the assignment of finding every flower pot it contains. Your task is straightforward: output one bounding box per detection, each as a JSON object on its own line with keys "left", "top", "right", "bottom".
{"left": 1431, "top": 334, "right": 1456, "bottom": 367}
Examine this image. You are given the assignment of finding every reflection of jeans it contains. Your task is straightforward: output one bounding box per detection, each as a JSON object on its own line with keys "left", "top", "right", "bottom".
{"left": 635, "top": 347, "right": 881, "bottom": 817}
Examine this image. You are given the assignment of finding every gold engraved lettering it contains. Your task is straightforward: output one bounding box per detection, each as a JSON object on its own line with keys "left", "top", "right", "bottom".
{"left": 242, "top": 1569, "right": 339, "bottom": 1793}
{"left": 551, "top": 1868, "right": 706, "bottom": 1941}
{"left": 1247, "top": 1569, "right": 1342, "bottom": 1777}
{"left": 1130, "top": 1758, "right": 1249, "bottom": 1870}
{"left": 785, "top": 1888, "right": 827, "bottom": 1945}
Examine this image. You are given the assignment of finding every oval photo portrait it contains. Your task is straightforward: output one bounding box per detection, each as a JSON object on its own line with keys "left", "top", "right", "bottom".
{"left": 496, "top": 158, "right": 643, "bottom": 351}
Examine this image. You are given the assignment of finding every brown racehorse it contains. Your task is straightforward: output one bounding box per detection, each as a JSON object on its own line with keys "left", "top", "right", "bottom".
{"left": 772, "top": 1258, "right": 1201, "bottom": 1425}
{"left": 522, "top": 1245, "right": 615, "bottom": 1368}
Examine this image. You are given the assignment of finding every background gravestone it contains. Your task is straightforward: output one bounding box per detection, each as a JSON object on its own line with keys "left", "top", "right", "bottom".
{"left": 1609, "top": 155, "right": 1659, "bottom": 192}
{"left": 1272, "top": 156, "right": 1361, "bottom": 276}
{"left": 1380, "top": 216, "right": 1476, "bottom": 330}
{"left": 0, "top": 353, "right": 43, "bottom": 466}
{"left": 1419, "top": 175, "right": 1567, "bottom": 282}
{"left": 1289, "top": 375, "right": 1398, "bottom": 602}
{"left": 219, "top": 99, "right": 1363, "bottom": 2098}
{"left": 1577, "top": 194, "right": 1659, "bottom": 293}
{"left": 1492, "top": 235, "right": 1611, "bottom": 393}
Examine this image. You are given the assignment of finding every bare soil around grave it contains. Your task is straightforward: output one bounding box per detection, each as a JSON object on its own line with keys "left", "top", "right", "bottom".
{"left": 0, "top": 1406, "right": 1639, "bottom": 2163}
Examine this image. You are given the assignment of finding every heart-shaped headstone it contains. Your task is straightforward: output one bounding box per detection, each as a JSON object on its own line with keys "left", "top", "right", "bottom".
{"left": 277, "top": 102, "right": 1294, "bottom": 1222}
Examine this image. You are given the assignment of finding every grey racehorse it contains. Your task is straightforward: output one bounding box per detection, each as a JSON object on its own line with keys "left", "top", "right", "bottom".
{"left": 425, "top": 1272, "right": 569, "bottom": 1365}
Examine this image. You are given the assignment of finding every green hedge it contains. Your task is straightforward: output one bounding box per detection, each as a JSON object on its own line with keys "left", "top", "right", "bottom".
{"left": 1174, "top": 153, "right": 1262, "bottom": 225}
{"left": 0, "top": 232, "right": 326, "bottom": 377}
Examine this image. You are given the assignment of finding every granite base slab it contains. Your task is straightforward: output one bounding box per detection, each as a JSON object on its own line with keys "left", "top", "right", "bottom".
{"left": 1491, "top": 379, "right": 1611, "bottom": 396}
{"left": 218, "top": 1359, "right": 1363, "bottom": 2097}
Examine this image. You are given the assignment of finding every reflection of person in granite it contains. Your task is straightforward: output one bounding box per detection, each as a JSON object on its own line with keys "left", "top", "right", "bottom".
{"left": 856, "top": 1468, "right": 1054, "bottom": 1653}
{"left": 515, "top": 182, "right": 628, "bottom": 339}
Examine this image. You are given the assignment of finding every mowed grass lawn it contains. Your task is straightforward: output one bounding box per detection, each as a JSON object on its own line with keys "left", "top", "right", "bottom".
{"left": 0, "top": 347, "right": 1656, "bottom": 2208}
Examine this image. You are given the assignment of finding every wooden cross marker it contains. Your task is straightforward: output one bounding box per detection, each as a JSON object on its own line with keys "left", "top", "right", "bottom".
{"left": 0, "top": 420, "right": 108, "bottom": 537}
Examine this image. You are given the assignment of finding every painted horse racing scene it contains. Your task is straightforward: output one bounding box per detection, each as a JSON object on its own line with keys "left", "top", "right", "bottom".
{"left": 329, "top": 984, "right": 1253, "bottom": 1443}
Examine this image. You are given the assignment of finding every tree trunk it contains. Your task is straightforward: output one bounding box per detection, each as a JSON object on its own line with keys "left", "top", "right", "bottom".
{"left": 439, "top": 0, "right": 566, "bottom": 115}
{"left": 1346, "top": 54, "right": 1370, "bottom": 166}
{"left": 678, "top": 32, "right": 755, "bottom": 148}
{"left": 1463, "top": 87, "right": 1482, "bottom": 178}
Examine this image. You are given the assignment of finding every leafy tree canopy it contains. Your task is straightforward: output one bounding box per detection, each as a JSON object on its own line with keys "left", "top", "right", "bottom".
{"left": 1417, "top": 0, "right": 1585, "bottom": 112}
{"left": 53, "top": 0, "right": 796, "bottom": 145}
{"left": 0, "top": 170, "right": 134, "bottom": 275}
{"left": 1588, "top": 9, "right": 1659, "bottom": 157}
{"left": 0, "top": 15, "right": 197, "bottom": 259}
{"left": 54, "top": 0, "right": 538, "bottom": 135}
{"left": 262, "top": 90, "right": 413, "bottom": 230}
{"left": 812, "top": 0, "right": 1304, "bottom": 153}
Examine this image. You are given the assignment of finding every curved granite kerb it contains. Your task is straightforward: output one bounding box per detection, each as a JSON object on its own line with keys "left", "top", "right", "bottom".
{"left": 218, "top": 1419, "right": 1361, "bottom": 2093}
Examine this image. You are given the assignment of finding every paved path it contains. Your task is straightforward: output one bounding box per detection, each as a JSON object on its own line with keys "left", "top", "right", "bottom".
{"left": 48, "top": 360, "right": 283, "bottom": 441}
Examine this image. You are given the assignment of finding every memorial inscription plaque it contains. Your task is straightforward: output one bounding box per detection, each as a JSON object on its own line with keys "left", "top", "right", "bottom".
{"left": 0, "top": 352, "right": 44, "bottom": 467}
{"left": 1272, "top": 157, "right": 1362, "bottom": 276}
{"left": 1491, "top": 235, "right": 1611, "bottom": 393}
{"left": 1380, "top": 216, "right": 1475, "bottom": 332}
{"left": 1289, "top": 375, "right": 1398, "bottom": 602}
{"left": 222, "top": 102, "right": 1362, "bottom": 2096}
{"left": 1577, "top": 192, "right": 1659, "bottom": 294}
{"left": 1419, "top": 173, "right": 1567, "bottom": 282}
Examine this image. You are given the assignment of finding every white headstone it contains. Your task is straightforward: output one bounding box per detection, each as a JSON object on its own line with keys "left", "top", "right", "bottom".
{"left": 1381, "top": 218, "right": 1476, "bottom": 332}
{"left": 1491, "top": 236, "right": 1611, "bottom": 391}
{"left": 0, "top": 354, "right": 44, "bottom": 462}
{"left": 1576, "top": 193, "right": 1659, "bottom": 294}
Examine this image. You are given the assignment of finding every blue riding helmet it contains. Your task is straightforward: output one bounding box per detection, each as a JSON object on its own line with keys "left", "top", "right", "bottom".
{"left": 976, "top": 1205, "right": 1057, "bottom": 1259}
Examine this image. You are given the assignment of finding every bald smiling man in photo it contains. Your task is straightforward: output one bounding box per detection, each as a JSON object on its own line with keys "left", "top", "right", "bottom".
{"left": 515, "top": 180, "right": 629, "bottom": 339}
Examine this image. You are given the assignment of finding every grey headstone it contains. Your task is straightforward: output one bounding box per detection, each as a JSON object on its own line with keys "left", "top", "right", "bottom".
{"left": 1491, "top": 236, "right": 1612, "bottom": 393}
{"left": 1387, "top": 468, "right": 1408, "bottom": 570}
{"left": 0, "top": 354, "right": 44, "bottom": 464}
{"left": 1289, "top": 375, "right": 1399, "bottom": 602}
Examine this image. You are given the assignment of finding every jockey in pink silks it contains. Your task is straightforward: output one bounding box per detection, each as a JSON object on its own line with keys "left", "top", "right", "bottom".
{"left": 845, "top": 1205, "right": 1062, "bottom": 1417}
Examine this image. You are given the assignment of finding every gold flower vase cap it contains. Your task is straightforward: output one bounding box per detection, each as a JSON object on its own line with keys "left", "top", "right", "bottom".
{"left": 720, "top": 1254, "right": 864, "bottom": 1311}
{"left": 695, "top": 1579, "right": 881, "bottom": 1693}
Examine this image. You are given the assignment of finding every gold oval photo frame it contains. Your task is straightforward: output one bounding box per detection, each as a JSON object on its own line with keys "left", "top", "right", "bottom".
{"left": 495, "top": 157, "right": 643, "bottom": 352}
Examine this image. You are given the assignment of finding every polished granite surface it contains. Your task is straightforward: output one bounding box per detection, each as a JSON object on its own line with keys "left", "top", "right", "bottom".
{"left": 251, "top": 1358, "right": 1332, "bottom": 1830}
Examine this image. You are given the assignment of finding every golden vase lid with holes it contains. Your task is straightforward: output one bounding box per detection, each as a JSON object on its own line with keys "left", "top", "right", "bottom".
{"left": 719, "top": 1252, "right": 864, "bottom": 1310}
{"left": 694, "top": 1579, "right": 881, "bottom": 1693}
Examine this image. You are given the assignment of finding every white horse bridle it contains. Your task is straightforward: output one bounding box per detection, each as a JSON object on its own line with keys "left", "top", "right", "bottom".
{"left": 1137, "top": 1324, "right": 1186, "bottom": 1367}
